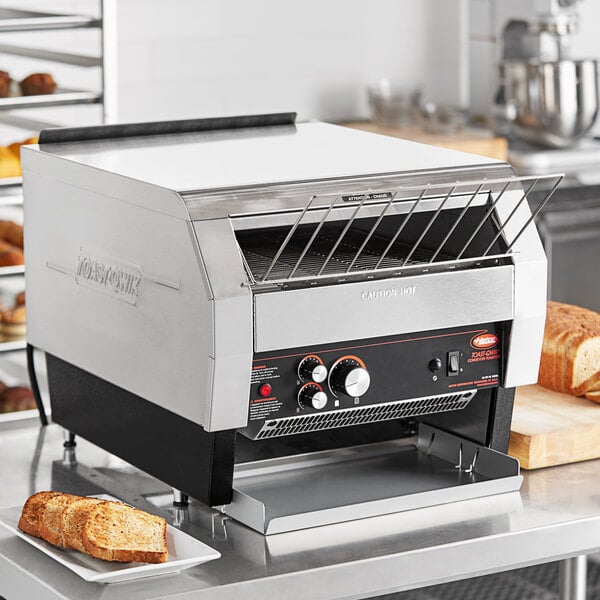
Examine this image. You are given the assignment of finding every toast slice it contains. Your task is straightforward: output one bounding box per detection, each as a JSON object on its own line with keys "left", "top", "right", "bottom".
{"left": 18, "top": 491, "right": 62, "bottom": 538}
{"left": 82, "top": 502, "right": 168, "bottom": 563}
{"left": 61, "top": 497, "right": 105, "bottom": 553}
{"left": 566, "top": 333, "right": 600, "bottom": 396}
{"left": 38, "top": 494, "right": 83, "bottom": 547}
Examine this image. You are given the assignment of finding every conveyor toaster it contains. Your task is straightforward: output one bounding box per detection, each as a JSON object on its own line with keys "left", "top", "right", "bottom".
{"left": 22, "top": 114, "right": 561, "bottom": 534}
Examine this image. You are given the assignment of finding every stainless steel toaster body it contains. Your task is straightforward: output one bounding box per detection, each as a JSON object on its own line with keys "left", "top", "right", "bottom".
{"left": 23, "top": 120, "right": 555, "bottom": 435}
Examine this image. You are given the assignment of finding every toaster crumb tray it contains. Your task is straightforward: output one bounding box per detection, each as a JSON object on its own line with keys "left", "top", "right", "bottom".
{"left": 225, "top": 424, "right": 522, "bottom": 534}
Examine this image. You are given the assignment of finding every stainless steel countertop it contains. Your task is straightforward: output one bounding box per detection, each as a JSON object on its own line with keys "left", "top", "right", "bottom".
{"left": 1, "top": 423, "right": 600, "bottom": 600}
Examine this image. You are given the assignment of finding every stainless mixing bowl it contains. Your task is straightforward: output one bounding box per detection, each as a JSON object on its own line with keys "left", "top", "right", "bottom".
{"left": 500, "top": 59, "right": 599, "bottom": 148}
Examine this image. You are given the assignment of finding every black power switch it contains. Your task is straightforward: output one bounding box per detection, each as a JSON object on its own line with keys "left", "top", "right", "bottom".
{"left": 447, "top": 351, "right": 460, "bottom": 376}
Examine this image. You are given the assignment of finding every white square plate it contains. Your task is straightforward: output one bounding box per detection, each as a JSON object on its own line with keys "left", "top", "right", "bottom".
{"left": 0, "top": 497, "right": 220, "bottom": 583}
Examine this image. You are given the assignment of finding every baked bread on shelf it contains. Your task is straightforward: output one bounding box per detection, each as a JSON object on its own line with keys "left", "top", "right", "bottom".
{"left": 20, "top": 73, "right": 56, "bottom": 96}
{"left": 0, "top": 70, "right": 11, "bottom": 98}
{"left": 8, "top": 137, "right": 38, "bottom": 160}
{"left": 18, "top": 492, "right": 169, "bottom": 563}
{"left": 0, "top": 220, "right": 23, "bottom": 249}
{"left": 0, "top": 136, "right": 38, "bottom": 178}
{"left": 0, "top": 386, "right": 35, "bottom": 413}
{"left": 0, "top": 147, "right": 22, "bottom": 178}
{"left": 1, "top": 304, "right": 26, "bottom": 337}
{"left": 538, "top": 301, "right": 600, "bottom": 397}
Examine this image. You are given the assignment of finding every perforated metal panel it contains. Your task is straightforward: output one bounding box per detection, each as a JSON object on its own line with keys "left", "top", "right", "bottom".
{"left": 251, "top": 391, "right": 476, "bottom": 440}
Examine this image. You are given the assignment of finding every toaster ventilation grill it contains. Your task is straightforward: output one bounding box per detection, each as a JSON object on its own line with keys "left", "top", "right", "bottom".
{"left": 235, "top": 174, "right": 563, "bottom": 289}
{"left": 252, "top": 390, "right": 476, "bottom": 440}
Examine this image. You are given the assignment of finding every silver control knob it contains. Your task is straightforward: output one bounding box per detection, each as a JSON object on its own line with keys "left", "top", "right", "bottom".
{"left": 344, "top": 367, "right": 371, "bottom": 397}
{"left": 329, "top": 357, "right": 371, "bottom": 398}
{"left": 298, "top": 383, "right": 328, "bottom": 410}
{"left": 298, "top": 356, "right": 328, "bottom": 383}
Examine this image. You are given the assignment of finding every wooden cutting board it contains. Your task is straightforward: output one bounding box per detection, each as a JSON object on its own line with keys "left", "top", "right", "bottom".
{"left": 509, "top": 385, "right": 600, "bottom": 469}
{"left": 342, "top": 122, "right": 508, "bottom": 161}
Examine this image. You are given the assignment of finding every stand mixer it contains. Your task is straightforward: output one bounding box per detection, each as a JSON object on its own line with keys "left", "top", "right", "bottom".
{"left": 469, "top": 0, "right": 600, "bottom": 178}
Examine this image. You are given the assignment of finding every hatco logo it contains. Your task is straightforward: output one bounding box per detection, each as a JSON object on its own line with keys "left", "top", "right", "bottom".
{"left": 361, "top": 285, "right": 416, "bottom": 300}
{"left": 76, "top": 253, "right": 142, "bottom": 304}
{"left": 470, "top": 333, "right": 499, "bottom": 349}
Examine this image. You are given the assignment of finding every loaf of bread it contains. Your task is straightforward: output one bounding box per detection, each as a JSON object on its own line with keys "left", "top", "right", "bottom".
{"left": 585, "top": 390, "right": 600, "bottom": 404}
{"left": 18, "top": 492, "right": 169, "bottom": 563}
{"left": 538, "top": 301, "right": 600, "bottom": 396}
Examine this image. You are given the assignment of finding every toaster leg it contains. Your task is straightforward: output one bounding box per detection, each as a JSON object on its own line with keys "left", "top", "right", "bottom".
{"left": 62, "top": 429, "right": 76, "bottom": 448}
{"left": 172, "top": 488, "right": 189, "bottom": 507}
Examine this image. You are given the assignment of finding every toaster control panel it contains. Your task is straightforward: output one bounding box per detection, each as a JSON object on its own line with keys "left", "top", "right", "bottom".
{"left": 248, "top": 322, "right": 506, "bottom": 424}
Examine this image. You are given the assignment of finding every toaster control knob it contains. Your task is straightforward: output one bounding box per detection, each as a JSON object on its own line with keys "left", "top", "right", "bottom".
{"left": 329, "top": 357, "right": 371, "bottom": 398}
{"left": 298, "top": 383, "right": 328, "bottom": 410}
{"left": 298, "top": 355, "right": 328, "bottom": 383}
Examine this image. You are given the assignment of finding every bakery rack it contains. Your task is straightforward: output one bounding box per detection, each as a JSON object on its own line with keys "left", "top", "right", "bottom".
{"left": 0, "top": 1, "right": 115, "bottom": 422}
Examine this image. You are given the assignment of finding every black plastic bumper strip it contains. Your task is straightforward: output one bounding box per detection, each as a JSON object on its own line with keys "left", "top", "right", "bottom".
{"left": 39, "top": 112, "right": 297, "bottom": 144}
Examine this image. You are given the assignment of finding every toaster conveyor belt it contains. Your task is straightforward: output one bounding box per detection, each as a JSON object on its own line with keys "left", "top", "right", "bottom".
{"left": 239, "top": 227, "right": 450, "bottom": 282}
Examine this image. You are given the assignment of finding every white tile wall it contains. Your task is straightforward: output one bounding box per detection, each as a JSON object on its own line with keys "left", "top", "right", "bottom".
{"left": 115, "top": 0, "right": 431, "bottom": 122}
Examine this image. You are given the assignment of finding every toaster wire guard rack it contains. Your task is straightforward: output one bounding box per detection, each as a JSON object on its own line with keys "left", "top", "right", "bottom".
{"left": 235, "top": 173, "right": 563, "bottom": 290}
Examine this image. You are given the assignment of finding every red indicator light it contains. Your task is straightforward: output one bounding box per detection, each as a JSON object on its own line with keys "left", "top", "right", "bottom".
{"left": 259, "top": 384, "right": 272, "bottom": 397}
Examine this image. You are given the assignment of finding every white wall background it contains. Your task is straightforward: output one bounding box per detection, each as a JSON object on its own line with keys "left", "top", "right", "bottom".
{"left": 1, "top": 0, "right": 600, "bottom": 142}
{"left": 115, "top": 0, "right": 430, "bottom": 123}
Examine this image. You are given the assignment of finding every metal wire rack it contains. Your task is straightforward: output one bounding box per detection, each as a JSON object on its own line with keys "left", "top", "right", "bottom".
{"left": 235, "top": 174, "right": 563, "bottom": 288}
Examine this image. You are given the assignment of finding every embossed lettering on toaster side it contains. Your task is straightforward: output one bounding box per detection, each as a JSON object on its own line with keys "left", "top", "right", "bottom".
{"left": 76, "top": 254, "right": 142, "bottom": 302}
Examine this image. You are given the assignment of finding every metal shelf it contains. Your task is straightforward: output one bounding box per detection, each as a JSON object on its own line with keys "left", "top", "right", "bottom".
{"left": 0, "top": 177, "right": 22, "bottom": 189}
{"left": 0, "top": 338, "right": 25, "bottom": 353}
{"left": 0, "top": 189, "right": 23, "bottom": 207}
{"left": 0, "top": 266, "right": 24, "bottom": 277}
{"left": 0, "top": 8, "right": 99, "bottom": 32}
{"left": 0, "top": 1, "right": 113, "bottom": 385}
{"left": 0, "top": 43, "right": 102, "bottom": 67}
{"left": 0, "top": 88, "right": 101, "bottom": 110}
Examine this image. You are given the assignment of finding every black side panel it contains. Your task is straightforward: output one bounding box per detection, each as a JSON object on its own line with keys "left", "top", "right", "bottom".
{"left": 420, "top": 386, "right": 515, "bottom": 453}
{"left": 485, "top": 387, "right": 516, "bottom": 453}
{"left": 45, "top": 354, "right": 235, "bottom": 506}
